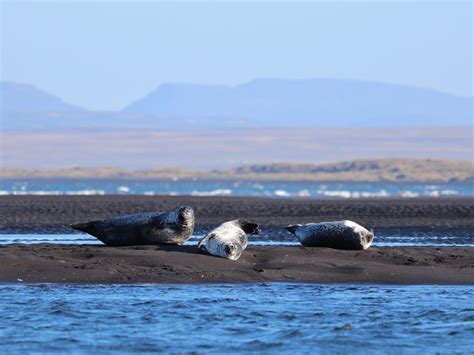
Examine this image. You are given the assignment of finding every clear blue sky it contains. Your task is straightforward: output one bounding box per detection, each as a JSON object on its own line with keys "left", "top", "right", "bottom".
{"left": 1, "top": 1, "right": 472, "bottom": 110}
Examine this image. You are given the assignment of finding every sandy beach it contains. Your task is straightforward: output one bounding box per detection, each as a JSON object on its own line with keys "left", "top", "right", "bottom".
{"left": 0, "top": 196, "right": 473, "bottom": 284}
{"left": 1, "top": 244, "right": 473, "bottom": 284}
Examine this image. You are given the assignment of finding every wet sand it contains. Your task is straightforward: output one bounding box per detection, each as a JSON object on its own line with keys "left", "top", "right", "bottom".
{"left": 0, "top": 196, "right": 473, "bottom": 284}
{"left": 1, "top": 244, "right": 472, "bottom": 284}
{"left": 1, "top": 195, "right": 473, "bottom": 233}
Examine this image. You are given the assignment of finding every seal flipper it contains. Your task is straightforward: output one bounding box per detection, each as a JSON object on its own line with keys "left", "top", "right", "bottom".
{"left": 198, "top": 233, "right": 215, "bottom": 254}
{"left": 150, "top": 216, "right": 166, "bottom": 230}
{"left": 285, "top": 224, "right": 302, "bottom": 234}
{"left": 238, "top": 220, "right": 260, "bottom": 235}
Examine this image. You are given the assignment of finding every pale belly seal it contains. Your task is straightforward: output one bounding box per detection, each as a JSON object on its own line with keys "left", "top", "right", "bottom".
{"left": 286, "top": 220, "right": 374, "bottom": 250}
{"left": 198, "top": 219, "right": 260, "bottom": 260}
{"left": 71, "top": 206, "right": 194, "bottom": 246}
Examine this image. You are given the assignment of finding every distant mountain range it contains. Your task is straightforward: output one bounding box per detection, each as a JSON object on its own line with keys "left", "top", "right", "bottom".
{"left": 1, "top": 80, "right": 472, "bottom": 130}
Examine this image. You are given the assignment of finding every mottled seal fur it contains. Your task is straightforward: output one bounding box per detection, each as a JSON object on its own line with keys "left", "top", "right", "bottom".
{"left": 71, "top": 206, "right": 194, "bottom": 246}
{"left": 286, "top": 220, "right": 374, "bottom": 250}
{"left": 198, "top": 219, "right": 260, "bottom": 260}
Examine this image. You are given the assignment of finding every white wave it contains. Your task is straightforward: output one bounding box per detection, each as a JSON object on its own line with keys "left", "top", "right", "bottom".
{"left": 0, "top": 190, "right": 105, "bottom": 196}
{"left": 65, "top": 190, "right": 106, "bottom": 195}
{"left": 117, "top": 186, "right": 130, "bottom": 193}
{"left": 440, "top": 189, "right": 458, "bottom": 195}
{"left": 274, "top": 190, "right": 291, "bottom": 197}
{"left": 399, "top": 191, "right": 420, "bottom": 198}
{"left": 425, "top": 189, "right": 459, "bottom": 197}
{"left": 298, "top": 189, "right": 311, "bottom": 197}
{"left": 190, "top": 189, "right": 233, "bottom": 196}
{"left": 318, "top": 190, "right": 352, "bottom": 198}
{"left": 318, "top": 189, "right": 390, "bottom": 198}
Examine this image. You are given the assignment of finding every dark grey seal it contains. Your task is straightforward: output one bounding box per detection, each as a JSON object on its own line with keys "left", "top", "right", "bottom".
{"left": 286, "top": 220, "right": 374, "bottom": 250}
{"left": 198, "top": 219, "right": 260, "bottom": 260}
{"left": 71, "top": 206, "right": 194, "bottom": 246}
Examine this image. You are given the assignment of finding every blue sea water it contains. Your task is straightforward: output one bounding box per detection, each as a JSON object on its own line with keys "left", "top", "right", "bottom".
{"left": 0, "top": 283, "right": 473, "bottom": 353}
{"left": 1, "top": 232, "right": 473, "bottom": 247}
{"left": 1, "top": 178, "right": 472, "bottom": 197}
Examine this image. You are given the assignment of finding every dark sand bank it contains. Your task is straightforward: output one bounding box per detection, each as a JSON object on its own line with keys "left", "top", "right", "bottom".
{"left": 1, "top": 196, "right": 473, "bottom": 284}
{"left": 1, "top": 244, "right": 473, "bottom": 284}
{"left": 1, "top": 196, "right": 473, "bottom": 233}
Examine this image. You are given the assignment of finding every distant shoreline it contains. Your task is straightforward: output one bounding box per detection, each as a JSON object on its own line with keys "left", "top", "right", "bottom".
{"left": 1, "top": 158, "right": 472, "bottom": 183}
{"left": 1, "top": 176, "right": 473, "bottom": 185}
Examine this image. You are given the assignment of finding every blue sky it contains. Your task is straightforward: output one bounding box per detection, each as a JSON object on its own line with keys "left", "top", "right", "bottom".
{"left": 1, "top": 1, "right": 472, "bottom": 110}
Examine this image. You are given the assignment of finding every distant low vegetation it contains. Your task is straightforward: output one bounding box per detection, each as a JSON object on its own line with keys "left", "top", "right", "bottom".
{"left": 2, "top": 158, "right": 473, "bottom": 183}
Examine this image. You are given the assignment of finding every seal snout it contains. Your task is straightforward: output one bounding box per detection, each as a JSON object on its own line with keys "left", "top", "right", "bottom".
{"left": 224, "top": 243, "right": 242, "bottom": 260}
{"left": 176, "top": 206, "right": 194, "bottom": 222}
{"left": 224, "top": 244, "right": 234, "bottom": 255}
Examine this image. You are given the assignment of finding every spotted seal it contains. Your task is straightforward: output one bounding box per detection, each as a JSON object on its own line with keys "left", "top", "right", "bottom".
{"left": 198, "top": 219, "right": 260, "bottom": 260}
{"left": 286, "top": 220, "right": 374, "bottom": 250}
{"left": 71, "top": 206, "right": 194, "bottom": 246}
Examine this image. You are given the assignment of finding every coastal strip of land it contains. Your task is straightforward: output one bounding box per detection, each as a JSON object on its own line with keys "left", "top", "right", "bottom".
{"left": 1, "top": 158, "right": 473, "bottom": 182}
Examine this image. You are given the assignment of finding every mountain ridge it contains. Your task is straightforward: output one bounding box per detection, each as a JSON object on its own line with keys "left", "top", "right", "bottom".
{"left": 123, "top": 78, "right": 473, "bottom": 126}
{"left": 1, "top": 79, "right": 472, "bottom": 130}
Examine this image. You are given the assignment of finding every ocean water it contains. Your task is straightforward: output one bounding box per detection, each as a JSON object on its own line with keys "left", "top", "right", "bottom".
{"left": 1, "top": 232, "right": 473, "bottom": 247}
{"left": 0, "top": 283, "right": 473, "bottom": 353}
{"left": 1, "top": 179, "right": 472, "bottom": 198}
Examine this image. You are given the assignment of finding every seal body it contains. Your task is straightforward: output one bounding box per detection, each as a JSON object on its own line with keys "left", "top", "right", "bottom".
{"left": 286, "top": 220, "right": 374, "bottom": 250}
{"left": 71, "top": 206, "right": 194, "bottom": 246}
{"left": 198, "top": 219, "right": 260, "bottom": 260}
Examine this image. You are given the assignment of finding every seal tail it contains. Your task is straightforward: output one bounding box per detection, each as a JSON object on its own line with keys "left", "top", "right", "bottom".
{"left": 285, "top": 224, "right": 301, "bottom": 234}
{"left": 71, "top": 221, "right": 98, "bottom": 234}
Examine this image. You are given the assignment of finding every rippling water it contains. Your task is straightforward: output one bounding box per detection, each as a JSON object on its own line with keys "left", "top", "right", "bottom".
{"left": 1, "top": 232, "right": 473, "bottom": 247}
{"left": 1, "top": 179, "right": 472, "bottom": 197}
{"left": 0, "top": 283, "right": 473, "bottom": 353}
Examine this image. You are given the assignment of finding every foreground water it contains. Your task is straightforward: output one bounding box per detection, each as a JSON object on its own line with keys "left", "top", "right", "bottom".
{"left": 1, "top": 179, "right": 472, "bottom": 197}
{"left": 0, "top": 283, "right": 473, "bottom": 353}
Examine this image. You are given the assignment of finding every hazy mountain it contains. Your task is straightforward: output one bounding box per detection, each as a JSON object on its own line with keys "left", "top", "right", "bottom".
{"left": 0, "top": 81, "right": 251, "bottom": 130}
{"left": 0, "top": 82, "right": 82, "bottom": 113}
{"left": 123, "top": 79, "right": 473, "bottom": 126}
{"left": 1, "top": 79, "right": 472, "bottom": 130}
